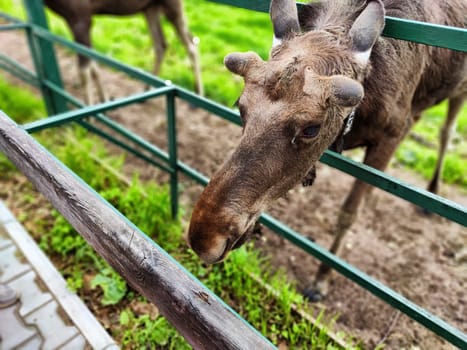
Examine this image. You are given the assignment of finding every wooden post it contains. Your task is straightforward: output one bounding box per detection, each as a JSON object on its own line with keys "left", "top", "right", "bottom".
{"left": 0, "top": 111, "right": 276, "bottom": 350}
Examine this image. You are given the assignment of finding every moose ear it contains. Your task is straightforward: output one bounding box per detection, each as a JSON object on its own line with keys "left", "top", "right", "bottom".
{"left": 224, "top": 52, "right": 264, "bottom": 77}
{"left": 328, "top": 75, "right": 364, "bottom": 107}
{"left": 349, "top": 0, "right": 385, "bottom": 64}
{"left": 270, "top": 0, "right": 300, "bottom": 47}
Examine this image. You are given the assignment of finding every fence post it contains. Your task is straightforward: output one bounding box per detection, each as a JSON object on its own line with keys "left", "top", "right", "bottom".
{"left": 166, "top": 91, "right": 179, "bottom": 218}
{"left": 22, "top": 0, "right": 67, "bottom": 114}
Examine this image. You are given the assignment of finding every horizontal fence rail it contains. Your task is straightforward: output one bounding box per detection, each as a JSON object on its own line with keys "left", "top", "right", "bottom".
{"left": 0, "top": 111, "right": 277, "bottom": 350}
{"left": 1, "top": 4, "right": 466, "bottom": 349}
{"left": 207, "top": 0, "right": 467, "bottom": 51}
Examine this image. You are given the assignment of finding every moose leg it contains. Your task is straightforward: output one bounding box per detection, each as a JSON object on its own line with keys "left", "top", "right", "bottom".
{"left": 89, "top": 62, "right": 108, "bottom": 103}
{"left": 79, "top": 63, "right": 93, "bottom": 105}
{"left": 144, "top": 6, "right": 167, "bottom": 80}
{"left": 68, "top": 18, "right": 106, "bottom": 104}
{"left": 427, "top": 96, "right": 464, "bottom": 194}
{"left": 305, "top": 138, "right": 401, "bottom": 301}
{"left": 80, "top": 61, "right": 108, "bottom": 104}
{"left": 79, "top": 58, "right": 108, "bottom": 105}
{"left": 164, "top": 1, "right": 203, "bottom": 95}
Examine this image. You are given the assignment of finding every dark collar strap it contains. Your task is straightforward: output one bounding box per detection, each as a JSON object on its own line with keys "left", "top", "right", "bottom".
{"left": 343, "top": 109, "right": 356, "bottom": 135}
{"left": 329, "top": 108, "right": 356, "bottom": 154}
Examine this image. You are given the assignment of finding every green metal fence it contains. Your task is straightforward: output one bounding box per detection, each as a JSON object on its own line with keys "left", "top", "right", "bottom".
{"left": 0, "top": 0, "right": 466, "bottom": 348}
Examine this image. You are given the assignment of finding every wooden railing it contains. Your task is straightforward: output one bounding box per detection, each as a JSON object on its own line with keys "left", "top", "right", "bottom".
{"left": 0, "top": 111, "right": 276, "bottom": 350}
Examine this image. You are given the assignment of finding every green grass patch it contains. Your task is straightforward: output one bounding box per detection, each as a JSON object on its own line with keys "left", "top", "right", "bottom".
{"left": 0, "top": 74, "right": 47, "bottom": 174}
{"left": 396, "top": 101, "right": 467, "bottom": 187}
{"left": 0, "top": 75, "right": 45, "bottom": 122}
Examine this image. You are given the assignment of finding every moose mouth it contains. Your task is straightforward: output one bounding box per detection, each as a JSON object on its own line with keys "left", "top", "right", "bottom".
{"left": 231, "top": 227, "right": 254, "bottom": 250}
{"left": 215, "top": 225, "right": 256, "bottom": 264}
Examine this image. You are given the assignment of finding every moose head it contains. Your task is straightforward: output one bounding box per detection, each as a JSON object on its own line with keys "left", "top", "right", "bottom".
{"left": 188, "top": 0, "right": 385, "bottom": 264}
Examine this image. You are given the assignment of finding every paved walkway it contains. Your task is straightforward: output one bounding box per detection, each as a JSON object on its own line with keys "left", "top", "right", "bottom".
{"left": 0, "top": 201, "right": 119, "bottom": 350}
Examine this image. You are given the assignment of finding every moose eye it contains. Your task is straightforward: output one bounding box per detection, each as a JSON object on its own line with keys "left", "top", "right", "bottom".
{"left": 301, "top": 124, "right": 321, "bottom": 138}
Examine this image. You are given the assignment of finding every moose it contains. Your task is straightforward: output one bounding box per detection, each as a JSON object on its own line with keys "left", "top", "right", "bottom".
{"left": 44, "top": 0, "right": 203, "bottom": 104}
{"left": 188, "top": 0, "right": 466, "bottom": 301}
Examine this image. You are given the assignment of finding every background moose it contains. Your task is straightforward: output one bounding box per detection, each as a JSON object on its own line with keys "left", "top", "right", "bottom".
{"left": 44, "top": 0, "right": 203, "bottom": 104}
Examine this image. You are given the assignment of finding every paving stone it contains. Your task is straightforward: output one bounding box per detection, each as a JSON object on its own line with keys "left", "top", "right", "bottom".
{"left": 58, "top": 334, "right": 87, "bottom": 349}
{"left": 0, "top": 202, "right": 15, "bottom": 224}
{"left": 0, "top": 201, "right": 118, "bottom": 349}
{"left": 15, "top": 334, "right": 43, "bottom": 349}
{"left": 0, "top": 225, "right": 14, "bottom": 250}
{"left": 0, "top": 303, "right": 38, "bottom": 349}
{"left": 8, "top": 270, "right": 53, "bottom": 317}
{"left": 103, "top": 344, "right": 121, "bottom": 350}
{"left": 0, "top": 245, "right": 31, "bottom": 282}
{"left": 24, "top": 300, "right": 79, "bottom": 349}
{"left": 3, "top": 223, "right": 119, "bottom": 350}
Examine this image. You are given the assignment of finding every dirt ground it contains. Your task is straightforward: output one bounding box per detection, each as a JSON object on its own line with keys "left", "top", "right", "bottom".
{"left": 1, "top": 29, "right": 466, "bottom": 349}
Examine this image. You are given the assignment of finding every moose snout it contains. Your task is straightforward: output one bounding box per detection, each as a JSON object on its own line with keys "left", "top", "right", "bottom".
{"left": 188, "top": 230, "right": 230, "bottom": 264}
{"left": 188, "top": 223, "right": 253, "bottom": 264}
{"left": 188, "top": 205, "right": 257, "bottom": 264}
{"left": 188, "top": 229, "right": 253, "bottom": 264}
{"left": 188, "top": 155, "right": 266, "bottom": 264}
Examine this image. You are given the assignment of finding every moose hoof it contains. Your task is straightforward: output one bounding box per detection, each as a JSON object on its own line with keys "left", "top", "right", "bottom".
{"left": 303, "top": 278, "right": 329, "bottom": 302}
{"left": 302, "top": 286, "right": 324, "bottom": 302}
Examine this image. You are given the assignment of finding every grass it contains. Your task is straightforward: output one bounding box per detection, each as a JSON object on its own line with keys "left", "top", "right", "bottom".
{"left": 395, "top": 102, "right": 467, "bottom": 188}
{"left": 0, "top": 75, "right": 356, "bottom": 348}
{"left": 0, "top": 0, "right": 465, "bottom": 188}
{"left": 0, "top": 75, "right": 47, "bottom": 174}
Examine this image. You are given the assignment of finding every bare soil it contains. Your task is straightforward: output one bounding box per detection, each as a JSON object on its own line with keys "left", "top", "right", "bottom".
{"left": 1, "top": 29, "right": 466, "bottom": 349}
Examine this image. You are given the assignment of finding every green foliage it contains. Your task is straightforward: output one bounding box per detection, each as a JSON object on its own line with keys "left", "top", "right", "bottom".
{"left": 53, "top": 128, "right": 125, "bottom": 189}
{"left": 0, "top": 74, "right": 47, "bottom": 175}
{"left": 395, "top": 100, "right": 467, "bottom": 187}
{"left": 39, "top": 211, "right": 87, "bottom": 256}
{"left": 0, "top": 0, "right": 26, "bottom": 19}
{"left": 0, "top": 75, "right": 45, "bottom": 122}
{"left": 91, "top": 269, "right": 128, "bottom": 306}
{"left": 0, "top": 149, "right": 15, "bottom": 175}
{"left": 101, "top": 179, "right": 183, "bottom": 248}
{"left": 396, "top": 140, "right": 466, "bottom": 187}
{"left": 119, "top": 310, "right": 190, "bottom": 350}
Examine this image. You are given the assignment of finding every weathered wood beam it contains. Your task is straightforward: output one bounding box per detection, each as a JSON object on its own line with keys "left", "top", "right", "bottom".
{"left": 0, "top": 111, "right": 276, "bottom": 350}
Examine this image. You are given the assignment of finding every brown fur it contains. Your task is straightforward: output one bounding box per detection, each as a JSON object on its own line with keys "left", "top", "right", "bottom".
{"left": 188, "top": 0, "right": 466, "bottom": 297}
{"left": 44, "top": 0, "right": 203, "bottom": 102}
